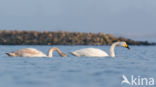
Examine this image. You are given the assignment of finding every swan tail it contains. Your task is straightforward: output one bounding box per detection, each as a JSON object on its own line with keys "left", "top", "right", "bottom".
{"left": 5, "top": 53, "right": 11, "bottom": 56}
{"left": 5, "top": 52, "right": 16, "bottom": 56}
{"left": 70, "top": 52, "right": 80, "bottom": 57}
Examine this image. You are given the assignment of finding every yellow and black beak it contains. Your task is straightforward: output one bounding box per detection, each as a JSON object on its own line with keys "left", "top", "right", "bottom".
{"left": 125, "top": 44, "right": 130, "bottom": 50}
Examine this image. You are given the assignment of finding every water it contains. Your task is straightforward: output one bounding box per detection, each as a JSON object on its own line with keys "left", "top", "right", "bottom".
{"left": 0, "top": 45, "right": 156, "bottom": 87}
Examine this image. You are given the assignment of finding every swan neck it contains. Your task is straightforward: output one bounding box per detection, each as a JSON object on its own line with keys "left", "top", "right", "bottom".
{"left": 48, "top": 48, "right": 54, "bottom": 57}
{"left": 110, "top": 42, "right": 120, "bottom": 58}
{"left": 48, "top": 47, "right": 65, "bottom": 57}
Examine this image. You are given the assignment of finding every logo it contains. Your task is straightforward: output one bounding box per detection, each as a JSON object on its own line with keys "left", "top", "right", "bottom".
{"left": 121, "top": 75, "right": 155, "bottom": 86}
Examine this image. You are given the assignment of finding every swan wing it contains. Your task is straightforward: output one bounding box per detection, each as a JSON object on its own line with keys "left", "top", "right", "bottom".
{"left": 12, "top": 48, "right": 47, "bottom": 57}
{"left": 71, "top": 48, "right": 109, "bottom": 57}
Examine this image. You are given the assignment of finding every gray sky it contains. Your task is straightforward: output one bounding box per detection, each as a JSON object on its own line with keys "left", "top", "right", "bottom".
{"left": 0, "top": 0, "right": 156, "bottom": 40}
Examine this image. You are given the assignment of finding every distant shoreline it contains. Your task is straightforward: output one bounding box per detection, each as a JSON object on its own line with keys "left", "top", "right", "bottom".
{"left": 0, "top": 30, "right": 155, "bottom": 46}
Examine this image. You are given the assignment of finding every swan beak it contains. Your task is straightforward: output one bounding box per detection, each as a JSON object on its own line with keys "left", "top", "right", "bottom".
{"left": 62, "top": 53, "right": 67, "bottom": 57}
{"left": 126, "top": 46, "right": 130, "bottom": 50}
{"left": 64, "top": 55, "right": 67, "bottom": 57}
{"left": 125, "top": 44, "right": 130, "bottom": 50}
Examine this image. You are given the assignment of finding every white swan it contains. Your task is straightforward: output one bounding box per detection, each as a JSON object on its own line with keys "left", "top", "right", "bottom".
{"left": 71, "top": 41, "right": 130, "bottom": 58}
{"left": 6, "top": 47, "right": 67, "bottom": 57}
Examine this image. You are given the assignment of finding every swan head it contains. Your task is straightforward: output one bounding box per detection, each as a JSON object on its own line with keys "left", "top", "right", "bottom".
{"left": 61, "top": 52, "right": 67, "bottom": 57}
{"left": 120, "top": 42, "right": 130, "bottom": 50}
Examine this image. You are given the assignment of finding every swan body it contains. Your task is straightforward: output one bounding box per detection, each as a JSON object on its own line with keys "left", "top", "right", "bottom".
{"left": 71, "top": 48, "right": 109, "bottom": 57}
{"left": 6, "top": 47, "right": 67, "bottom": 57}
{"left": 71, "top": 42, "right": 130, "bottom": 58}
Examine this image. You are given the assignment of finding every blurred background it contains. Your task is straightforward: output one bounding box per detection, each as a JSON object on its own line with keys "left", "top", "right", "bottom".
{"left": 0, "top": 0, "right": 156, "bottom": 41}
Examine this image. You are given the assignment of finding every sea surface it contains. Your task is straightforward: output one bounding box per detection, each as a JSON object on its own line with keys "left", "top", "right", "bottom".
{"left": 0, "top": 45, "right": 156, "bottom": 87}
